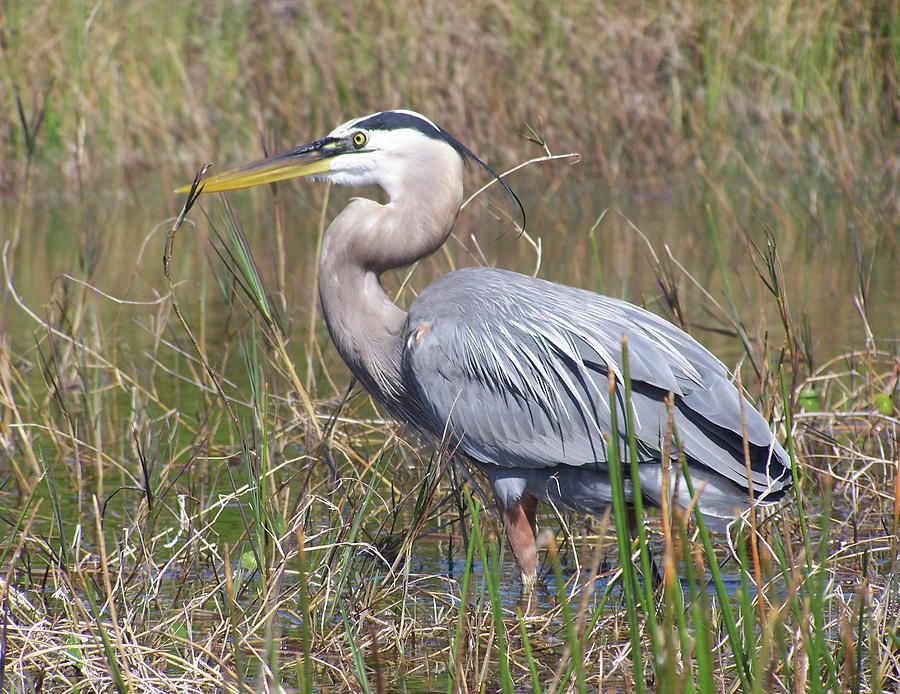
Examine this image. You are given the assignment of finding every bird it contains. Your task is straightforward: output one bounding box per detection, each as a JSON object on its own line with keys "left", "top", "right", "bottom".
{"left": 179, "top": 109, "right": 793, "bottom": 587}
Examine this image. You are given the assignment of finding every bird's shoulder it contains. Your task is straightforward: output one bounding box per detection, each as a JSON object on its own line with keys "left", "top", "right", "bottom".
{"left": 401, "top": 267, "right": 615, "bottom": 468}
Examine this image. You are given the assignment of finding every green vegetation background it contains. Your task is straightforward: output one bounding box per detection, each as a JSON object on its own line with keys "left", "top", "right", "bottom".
{"left": 4, "top": 1, "right": 899, "bottom": 196}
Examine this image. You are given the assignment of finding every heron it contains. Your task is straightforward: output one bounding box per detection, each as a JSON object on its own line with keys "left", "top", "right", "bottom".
{"left": 178, "top": 109, "right": 792, "bottom": 586}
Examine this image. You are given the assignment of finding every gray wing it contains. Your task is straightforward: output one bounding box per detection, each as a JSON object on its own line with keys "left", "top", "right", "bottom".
{"left": 401, "top": 267, "right": 790, "bottom": 496}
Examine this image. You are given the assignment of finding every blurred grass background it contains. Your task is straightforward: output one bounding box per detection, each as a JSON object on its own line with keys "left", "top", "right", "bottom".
{"left": 3, "top": 0, "right": 899, "bottom": 198}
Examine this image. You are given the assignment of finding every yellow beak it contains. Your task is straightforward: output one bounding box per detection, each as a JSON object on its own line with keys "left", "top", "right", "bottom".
{"left": 175, "top": 137, "right": 338, "bottom": 194}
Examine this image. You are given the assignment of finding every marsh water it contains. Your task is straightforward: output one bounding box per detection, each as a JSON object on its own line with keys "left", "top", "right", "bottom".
{"left": 8, "top": 167, "right": 897, "bottom": 363}
{"left": 3, "top": 161, "right": 897, "bottom": 607}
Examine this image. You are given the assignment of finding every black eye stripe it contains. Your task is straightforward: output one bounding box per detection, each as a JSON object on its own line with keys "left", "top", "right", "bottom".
{"left": 353, "top": 112, "right": 441, "bottom": 139}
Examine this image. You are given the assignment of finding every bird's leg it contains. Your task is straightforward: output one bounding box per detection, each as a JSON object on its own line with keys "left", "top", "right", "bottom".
{"left": 495, "top": 491, "right": 539, "bottom": 592}
{"left": 626, "top": 504, "right": 662, "bottom": 588}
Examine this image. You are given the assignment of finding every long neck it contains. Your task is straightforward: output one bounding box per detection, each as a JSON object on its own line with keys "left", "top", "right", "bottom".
{"left": 317, "top": 148, "right": 464, "bottom": 414}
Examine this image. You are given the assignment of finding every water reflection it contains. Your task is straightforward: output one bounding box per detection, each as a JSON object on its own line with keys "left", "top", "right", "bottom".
{"left": 7, "top": 171, "right": 896, "bottom": 376}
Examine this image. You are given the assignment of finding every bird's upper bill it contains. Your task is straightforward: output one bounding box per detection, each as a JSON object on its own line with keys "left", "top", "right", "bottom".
{"left": 174, "top": 136, "right": 346, "bottom": 194}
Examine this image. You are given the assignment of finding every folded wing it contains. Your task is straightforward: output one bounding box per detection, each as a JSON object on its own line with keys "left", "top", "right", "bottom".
{"left": 401, "top": 267, "right": 791, "bottom": 500}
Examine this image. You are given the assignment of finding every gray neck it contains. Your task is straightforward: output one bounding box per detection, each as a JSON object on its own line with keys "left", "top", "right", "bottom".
{"left": 317, "top": 147, "right": 464, "bottom": 414}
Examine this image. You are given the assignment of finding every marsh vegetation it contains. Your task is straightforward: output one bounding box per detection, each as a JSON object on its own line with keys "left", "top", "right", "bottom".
{"left": 2, "top": 1, "right": 899, "bottom": 692}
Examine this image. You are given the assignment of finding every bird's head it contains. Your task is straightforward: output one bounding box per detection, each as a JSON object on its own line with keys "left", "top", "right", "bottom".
{"left": 176, "top": 109, "right": 522, "bottom": 221}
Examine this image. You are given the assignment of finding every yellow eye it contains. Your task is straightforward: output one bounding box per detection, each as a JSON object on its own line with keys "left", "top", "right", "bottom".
{"left": 352, "top": 131, "right": 367, "bottom": 148}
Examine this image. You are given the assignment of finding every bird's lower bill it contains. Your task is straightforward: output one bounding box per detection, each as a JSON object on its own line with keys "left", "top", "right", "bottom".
{"left": 175, "top": 139, "right": 334, "bottom": 194}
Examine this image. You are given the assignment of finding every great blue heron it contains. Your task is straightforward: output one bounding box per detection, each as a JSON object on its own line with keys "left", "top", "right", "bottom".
{"left": 179, "top": 109, "right": 792, "bottom": 586}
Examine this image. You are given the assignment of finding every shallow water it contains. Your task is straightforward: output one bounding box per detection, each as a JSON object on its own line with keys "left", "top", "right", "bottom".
{"left": 3, "top": 161, "right": 896, "bottom": 626}
{"left": 5, "top": 162, "right": 896, "bottom": 522}
{"left": 6, "top": 167, "right": 896, "bottom": 373}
